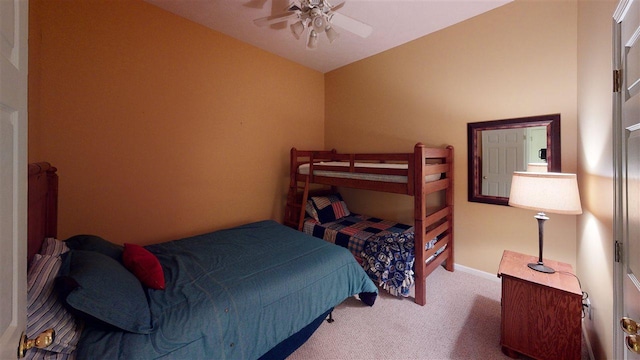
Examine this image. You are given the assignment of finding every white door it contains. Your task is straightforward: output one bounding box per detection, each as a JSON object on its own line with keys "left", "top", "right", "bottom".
{"left": 0, "top": 0, "right": 28, "bottom": 358}
{"left": 615, "top": 0, "right": 640, "bottom": 358}
{"left": 481, "top": 128, "right": 526, "bottom": 196}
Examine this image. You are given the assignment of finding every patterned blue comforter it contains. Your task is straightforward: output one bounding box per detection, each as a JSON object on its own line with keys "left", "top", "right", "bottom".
{"left": 362, "top": 232, "right": 416, "bottom": 297}
{"left": 303, "top": 214, "right": 412, "bottom": 263}
{"left": 305, "top": 215, "right": 441, "bottom": 298}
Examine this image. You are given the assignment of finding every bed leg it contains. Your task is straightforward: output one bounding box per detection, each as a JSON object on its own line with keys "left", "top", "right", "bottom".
{"left": 326, "top": 311, "right": 334, "bottom": 323}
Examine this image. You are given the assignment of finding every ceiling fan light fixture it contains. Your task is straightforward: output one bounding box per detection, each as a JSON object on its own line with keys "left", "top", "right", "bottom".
{"left": 290, "top": 20, "right": 305, "bottom": 39}
{"left": 312, "top": 15, "right": 326, "bottom": 33}
{"left": 325, "top": 25, "right": 339, "bottom": 43}
{"left": 310, "top": 7, "right": 326, "bottom": 33}
{"left": 307, "top": 29, "right": 318, "bottom": 50}
{"left": 254, "top": 0, "right": 373, "bottom": 50}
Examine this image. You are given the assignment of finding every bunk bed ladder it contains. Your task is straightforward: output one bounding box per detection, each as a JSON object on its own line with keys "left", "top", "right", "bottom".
{"left": 297, "top": 177, "right": 310, "bottom": 231}
{"left": 284, "top": 176, "right": 310, "bottom": 231}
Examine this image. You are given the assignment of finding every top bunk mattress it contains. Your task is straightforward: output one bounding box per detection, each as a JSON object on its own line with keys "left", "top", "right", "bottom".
{"left": 298, "top": 162, "right": 442, "bottom": 183}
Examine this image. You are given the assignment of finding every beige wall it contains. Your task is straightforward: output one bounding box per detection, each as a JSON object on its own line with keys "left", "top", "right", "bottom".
{"left": 577, "top": 1, "right": 617, "bottom": 359}
{"left": 28, "top": 0, "right": 325, "bottom": 244}
{"left": 325, "top": 0, "right": 579, "bottom": 274}
{"left": 325, "top": 0, "right": 618, "bottom": 357}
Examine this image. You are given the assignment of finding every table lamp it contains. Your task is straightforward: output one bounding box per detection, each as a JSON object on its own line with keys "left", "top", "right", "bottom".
{"left": 508, "top": 172, "right": 582, "bottom": 273}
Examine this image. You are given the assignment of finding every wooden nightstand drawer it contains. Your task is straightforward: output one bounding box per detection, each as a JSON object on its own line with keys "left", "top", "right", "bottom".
{"left": 497, "top": 250, "right": 582, "bottom": 360}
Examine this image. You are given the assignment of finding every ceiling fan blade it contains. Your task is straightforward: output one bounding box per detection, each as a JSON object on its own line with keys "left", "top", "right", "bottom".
{"left": 253, "top": 12, "right": 298, "bottom": 27}
{"left": 244, "top": 0, "right": 269, "bottom": 9}
{"left": 328, "top": 1, "right": 345, "bottom": 12}
{"left": 329, "top": 12, "right": 372, "bottom": 38}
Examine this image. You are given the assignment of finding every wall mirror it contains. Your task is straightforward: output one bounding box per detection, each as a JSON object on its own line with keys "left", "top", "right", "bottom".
{"left": 467, "top": 114, "right": 561, "bottom": 206}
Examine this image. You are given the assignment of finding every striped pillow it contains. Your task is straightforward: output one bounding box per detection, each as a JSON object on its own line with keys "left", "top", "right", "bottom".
{"left": 26, "top": 254, "right": 81, "bottom": 355}
{"left": 305, "top": 201, "right": 320, "bottom": 222}
{"left": 39, "top": 238, "right": 69, "bottom": 257}
{"left": 24, "top": 348, "right": 71, "bottom": 360}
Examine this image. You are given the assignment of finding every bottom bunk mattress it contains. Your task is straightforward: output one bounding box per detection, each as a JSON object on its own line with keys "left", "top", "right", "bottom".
{"left": 302, "top": 214, "right": 414, "bottom": 263}
{"left": 48, "top": 220, "right": 377, "bottom": 360}
{"left": 303, "top": 215, "right": 444, "bottom": 297}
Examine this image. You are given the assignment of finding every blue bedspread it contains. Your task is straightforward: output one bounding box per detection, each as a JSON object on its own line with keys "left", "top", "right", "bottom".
{"left": 75, "top": 220, "right": 377, "bottom": 359}
{"left": 362, "top": 232, "right": 415, "bottom": 297}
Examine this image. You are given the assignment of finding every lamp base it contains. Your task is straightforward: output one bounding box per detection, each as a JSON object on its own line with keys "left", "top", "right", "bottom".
{"left": 528, "top": 262, "right": 555, "bottom": 274}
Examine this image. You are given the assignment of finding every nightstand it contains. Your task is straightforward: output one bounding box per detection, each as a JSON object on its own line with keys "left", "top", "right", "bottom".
{"left": 497, "top": 250, "right": 582, "bottom": 360}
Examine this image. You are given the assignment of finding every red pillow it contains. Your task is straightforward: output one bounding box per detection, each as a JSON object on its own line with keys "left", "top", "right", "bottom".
{"left": 122, "top": 243, "right": 165, "bottom": 290}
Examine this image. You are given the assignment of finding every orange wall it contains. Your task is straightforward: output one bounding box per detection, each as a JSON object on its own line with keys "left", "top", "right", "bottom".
{"left": 28, "top": 0, "right": 324, "bottom": 244}
{"left": 325, "top": 0, "right": 579, "bottom": 274}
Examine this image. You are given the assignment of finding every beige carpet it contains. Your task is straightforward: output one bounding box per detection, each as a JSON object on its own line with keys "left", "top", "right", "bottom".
{"left": 288, "top": 266, "right": 590, "bottom": 360}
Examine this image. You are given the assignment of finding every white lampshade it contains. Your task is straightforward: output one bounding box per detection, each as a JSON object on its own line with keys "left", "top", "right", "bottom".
{"left": 508, "top": 172, "right": 582, "bottom": 215}
{"left": 307, "top": 30, "right": 318, "bottom": 50}
{"left": 526, "top": 163, "right": 548, "bottom": 172}
{"left": 325, "top": 25, "right": 339, "bottom": 43}
{"left": 290, "top": 21, "right": 305, "bottom": 39}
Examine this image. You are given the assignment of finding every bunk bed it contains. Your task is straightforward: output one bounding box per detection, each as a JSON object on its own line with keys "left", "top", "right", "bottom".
{"left": 284, "top": 143, "right": 454, "bottom": 306}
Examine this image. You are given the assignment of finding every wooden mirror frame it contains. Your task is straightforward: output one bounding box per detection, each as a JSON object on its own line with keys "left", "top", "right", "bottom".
{"left": 467, "top": 113, "right": 561, "bottom": 206}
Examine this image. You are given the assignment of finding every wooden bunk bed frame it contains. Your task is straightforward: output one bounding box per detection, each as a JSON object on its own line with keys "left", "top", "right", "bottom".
{"left": 285, "top": 143, "right": 454, "bottom": 306}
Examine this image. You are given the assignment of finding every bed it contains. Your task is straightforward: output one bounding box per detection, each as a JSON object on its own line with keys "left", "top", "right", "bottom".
{"left": 284, "top": 143, "right": 454, "bottom": 306}
{"left": 25, "top": 162, "right": 377, "bottom": 360}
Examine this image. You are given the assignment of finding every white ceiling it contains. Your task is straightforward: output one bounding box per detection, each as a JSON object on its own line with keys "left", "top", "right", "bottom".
{"left": 145, "top": 0, "right": 513, "bottom": 73}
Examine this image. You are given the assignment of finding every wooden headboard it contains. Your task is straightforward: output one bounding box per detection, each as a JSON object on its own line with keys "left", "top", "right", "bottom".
{"left": 27, "top": 162, "right": 58, "bottom": 263}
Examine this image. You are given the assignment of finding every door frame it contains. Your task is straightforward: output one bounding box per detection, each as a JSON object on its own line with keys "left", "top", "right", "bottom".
{"left": 614, "top": 1, "right": 629, "bottom": 359}
{"left": 0, "top": 0, "right": 29, "bottom": 356}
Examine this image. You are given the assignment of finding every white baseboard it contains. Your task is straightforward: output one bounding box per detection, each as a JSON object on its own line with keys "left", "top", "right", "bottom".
{"left": 454, "top": 263, "right": 501, "bottom": 283}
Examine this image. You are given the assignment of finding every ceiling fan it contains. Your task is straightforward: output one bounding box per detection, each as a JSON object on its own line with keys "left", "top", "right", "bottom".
{"left": 253, "top": 0, "right": 373, "bottom": 50}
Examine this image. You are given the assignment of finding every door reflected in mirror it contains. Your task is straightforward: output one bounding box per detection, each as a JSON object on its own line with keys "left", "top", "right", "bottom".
{"left": 480, "top": 125, "right": 547, "bottom": 197}
{"left": 467, "top": 114, "right": 561, "bottom": 206}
